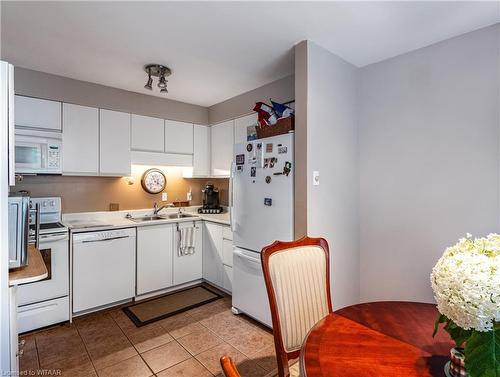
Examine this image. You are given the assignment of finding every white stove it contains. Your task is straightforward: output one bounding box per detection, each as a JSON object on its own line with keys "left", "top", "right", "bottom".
{"left": 18, "top": 197, "right": 69, "bottom": 333}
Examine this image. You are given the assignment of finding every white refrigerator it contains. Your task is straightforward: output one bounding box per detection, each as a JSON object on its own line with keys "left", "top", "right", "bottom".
{"left": 231, "top": 133, "right": 294, "bottom": 327}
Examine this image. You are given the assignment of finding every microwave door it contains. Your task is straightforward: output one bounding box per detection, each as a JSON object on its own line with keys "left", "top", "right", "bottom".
{"left": 15, "top": 142, "right": 43, "bottom": 172}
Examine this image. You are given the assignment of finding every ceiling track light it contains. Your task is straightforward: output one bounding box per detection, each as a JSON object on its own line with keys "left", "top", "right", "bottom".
{"left": 144, "top": 64, "right": 172, "bottom": 94}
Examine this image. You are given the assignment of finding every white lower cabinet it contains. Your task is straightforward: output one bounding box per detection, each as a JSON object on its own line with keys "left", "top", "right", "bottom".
{"left": 203, "top": 222, "right": 224, "bottom": 287}
{"left": 203, "top": 222, "right": 232, "bottom": 292}
{"left": 173, "top": 221, "right": 203, "bottom": 285}
{"left": 223, "top": 265, "right": 233, "bottom": 292}
{"left": 137, "top": 224, "right": 174, "bottom": 295}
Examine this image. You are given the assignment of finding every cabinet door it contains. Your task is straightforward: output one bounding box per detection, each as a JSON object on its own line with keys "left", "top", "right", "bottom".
{"left": 173, "top": 221, "right": 203, "bottom": 285}
{"left": 223, "top": 265, "right": 233, "bottom": 293}
{"left": 137, "top": 224, "right": 174, "bottom": 295}
{"left": 15, "top": 95, "right": 62, "bottom": 131}
{"left": 193, "top": 124, "right": 210, "bottom": 176}
{"left": 202, "top": 222, "right": 224, "bottom": 287}
{"left": 211, "top": 120, "right": 234, "bottom": 176}
{"left": 99, "top": 109, "right": 131, "bottom": 176}
{"left": 165, "top": 120, "right": 193, "bottom": 154}
{"left": 234, "top": 113, "right": 257, "bottom": 144}
{"left": 62, "top": 103, "right": 99, "bottom": 175}
{"left": 131, "top": 114, "right": 164, "bottom": 152}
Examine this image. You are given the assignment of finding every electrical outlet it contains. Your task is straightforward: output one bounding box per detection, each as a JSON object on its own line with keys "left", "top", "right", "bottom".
{"left": 161, "top": 192, "right": 168, "bottom": 201}
{"left": 187, "top": 191, "right": 193, "bottom": 201}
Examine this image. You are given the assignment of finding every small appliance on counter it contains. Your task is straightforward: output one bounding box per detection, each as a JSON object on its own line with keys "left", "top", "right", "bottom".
{"left": 198, "top": 183, "right": 223, "bottom": 214}
{"left": 8, "top": 193, "right": 32, "bottom": 269}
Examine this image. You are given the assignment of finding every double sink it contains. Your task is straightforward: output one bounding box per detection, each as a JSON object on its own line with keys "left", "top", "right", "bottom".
{"left": 129, "top": 213, "right": 197, "bottom": 223}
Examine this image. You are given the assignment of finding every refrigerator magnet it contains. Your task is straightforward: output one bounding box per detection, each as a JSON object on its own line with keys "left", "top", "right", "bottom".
{"left": 250, "top": 167, "right": 256, "bottom": 177}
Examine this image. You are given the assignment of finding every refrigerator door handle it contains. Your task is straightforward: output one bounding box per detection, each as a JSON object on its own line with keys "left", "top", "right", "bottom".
{"left": 229, "top": 159, "right": 235, "bottom": 232}
{"left": 233, "top": 249, "right": 261, "bottom": 265}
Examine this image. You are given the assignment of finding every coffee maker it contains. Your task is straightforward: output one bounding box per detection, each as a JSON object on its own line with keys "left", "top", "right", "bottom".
{"left": 198, "top": 184, "right": 223, "bottom": 214}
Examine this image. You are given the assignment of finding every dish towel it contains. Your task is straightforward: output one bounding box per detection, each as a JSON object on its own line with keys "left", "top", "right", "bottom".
{"left": 179, "top": 226, "right": 195, "bottom": 256}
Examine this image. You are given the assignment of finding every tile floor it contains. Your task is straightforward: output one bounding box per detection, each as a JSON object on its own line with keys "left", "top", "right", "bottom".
{"left": 19, "top": 296, "right": 278, "bottom": 377}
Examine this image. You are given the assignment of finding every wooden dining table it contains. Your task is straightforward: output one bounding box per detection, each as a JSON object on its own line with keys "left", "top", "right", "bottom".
{"left": 300, "top": 301, "right": 455, "bottom": 377}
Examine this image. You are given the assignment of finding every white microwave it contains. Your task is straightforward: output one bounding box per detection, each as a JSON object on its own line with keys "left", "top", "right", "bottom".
{"left": 15, "top": 128, "right": 62, "bottom": 174}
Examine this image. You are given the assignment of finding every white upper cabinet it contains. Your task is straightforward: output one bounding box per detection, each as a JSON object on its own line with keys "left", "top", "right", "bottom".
{"left": 15, "top": 95, "right": 62, "bottom": 131}
{"left": 62, "top": 104, "right": 99, "bottom": 175}
{"left": 99, "top": 109, "right": 131, "bottom": 176}
{"left": 192, "top": 124, "right": 210, "bottom": 176}
{"left": 131, "top": 114, "right": 164, "bottom": 152}
{"left": 211, "top": 120, "right": 234, "bottom": 177}
{"left": 165, "top": 120, "right": 193, "bottom": 154}
{"left": 234, "top": 113, "right": 257, "bottom": 144}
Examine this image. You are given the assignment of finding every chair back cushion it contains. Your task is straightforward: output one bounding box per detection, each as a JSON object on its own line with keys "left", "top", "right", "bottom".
{"left": 268, "top": 245, "right": 329, "bottom": 352}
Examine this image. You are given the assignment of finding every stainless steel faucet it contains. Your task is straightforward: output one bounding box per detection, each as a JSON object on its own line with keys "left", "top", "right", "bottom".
{"left": 153, "top": 202, "right": 174, "bottom": 215}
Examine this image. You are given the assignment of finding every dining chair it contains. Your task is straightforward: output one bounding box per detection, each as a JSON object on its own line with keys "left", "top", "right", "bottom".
{"left": 220, "top": 355, "right": 241, "bottom": 377}
{"left": 261, "top": 236, "right": 333, "bottom": 377}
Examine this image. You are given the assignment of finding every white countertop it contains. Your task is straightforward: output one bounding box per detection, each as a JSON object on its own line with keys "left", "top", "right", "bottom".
{"left": 63, "top": 206, "right": 230, "bottom": 232}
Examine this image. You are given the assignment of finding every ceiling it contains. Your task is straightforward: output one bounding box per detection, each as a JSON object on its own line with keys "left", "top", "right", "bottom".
{"left": 1, "top": 2, "right": 499, "bottom": 107}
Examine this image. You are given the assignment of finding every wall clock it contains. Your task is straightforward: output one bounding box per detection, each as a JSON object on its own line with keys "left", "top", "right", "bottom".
{"left": 141, "top": 168, "right": 166, "bottom": 194}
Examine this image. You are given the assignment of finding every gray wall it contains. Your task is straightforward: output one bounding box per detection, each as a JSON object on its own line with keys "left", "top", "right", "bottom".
{"left": 359, "top": 24, "right": 500, "bottom": 303}
{"left": 14, "top": 67, "right": 209, "bottom": 124}
{"left": 208, "top": 75, "right": 294, "bottom": 125}
{"left": 298, "top": 41, "right": 360, "bottom": 309}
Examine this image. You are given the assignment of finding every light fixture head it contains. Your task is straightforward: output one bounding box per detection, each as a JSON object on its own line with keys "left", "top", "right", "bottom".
{"left": 144, "top": 64, "right": 171, "bottom": 94}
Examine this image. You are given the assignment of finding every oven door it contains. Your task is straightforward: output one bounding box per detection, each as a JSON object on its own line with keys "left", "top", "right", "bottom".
{"left": 17, "top": 232, "right": 69, "bottom": 306}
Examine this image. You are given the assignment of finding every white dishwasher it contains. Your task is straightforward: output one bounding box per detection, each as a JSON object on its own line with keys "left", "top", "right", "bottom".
{"left": 73, "top": 228, "right": 136, "bottom": 313}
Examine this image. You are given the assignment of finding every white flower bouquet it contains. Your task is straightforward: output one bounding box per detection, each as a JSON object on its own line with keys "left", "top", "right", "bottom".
{"left": 431, "top": 233, "right": 500, "bottom": 377}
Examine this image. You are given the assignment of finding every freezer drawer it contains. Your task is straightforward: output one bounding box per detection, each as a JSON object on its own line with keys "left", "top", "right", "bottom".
{"left": 232, "top": 248, "right": 272, "bottom": 327}
{"left": 17, "top": 296, "right": 69, "bottom": 334}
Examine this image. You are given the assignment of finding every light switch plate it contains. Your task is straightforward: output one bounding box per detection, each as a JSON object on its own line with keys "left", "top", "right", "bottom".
{"left": 161, "top": 192, "right": 168, "bottom": 201}
{"left": 187, "top": 191, "right": 193, "bottom": 201}
{"left": 313, "top": 171, "right": 320, "bottom": 186}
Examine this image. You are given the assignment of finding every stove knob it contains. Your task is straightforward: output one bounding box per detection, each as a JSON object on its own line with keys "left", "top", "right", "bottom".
{"left": 42, "top": 201, "right": 47, "bottom": 207}
{"left": 50, "top": 200, "right": 55, "bottom": 207}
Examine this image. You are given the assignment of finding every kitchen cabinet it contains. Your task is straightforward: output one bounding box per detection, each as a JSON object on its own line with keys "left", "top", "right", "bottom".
{"left": 192, "top": 124, "right": 210, "bottom": 177}
{"left": 234, "top": 113, "right": 257, "bottom": 144}
{"left": 203, "top": 222, "right": 224, "bottom": 287}
{"left": 137, "top": 224, "right": 174, "bottom": 295}
{"left": 131, "top": 114, "right": 165, "bottom": 152}
{"left": 203, "top": 222, "right": 232, "bottom": 292}
{"left": 14, "top": 95, "right": 62, "bottom": 131}
{"left": 211, "top": 120, "right": 234, "bottom": 176}
{"left": 99, "top": 109, "right": 131, "bottom": 176}
{"left": 165, "top": 120, "right": 193, "bottom": 155}
{"left": 223, "top": 265, "right": 233, "bottom": 293}
{"left": 222, "top": 238, "right": 233, "bottom": 268}
{"left": 62, "top": 103, "right": 99, "bottom": 175}
{"left": 173, "top": 221, "right": 203, "bottom": 285}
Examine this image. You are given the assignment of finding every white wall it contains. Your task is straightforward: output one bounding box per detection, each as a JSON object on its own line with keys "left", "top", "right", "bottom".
{"left": 359, "top": 24, "right": 500, "bottom": 303}
{"left": 299, "top": 41, "right": 360, "bottom": 309}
